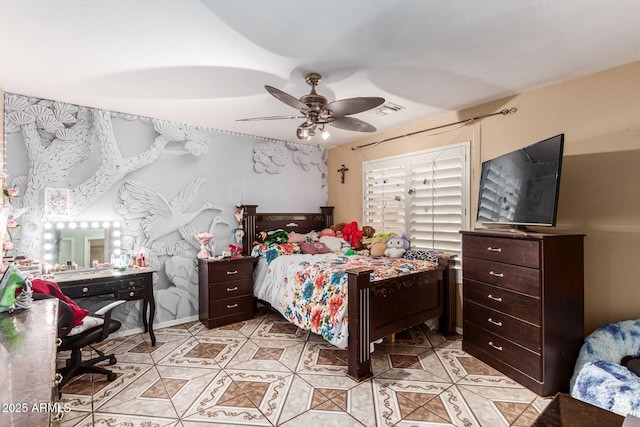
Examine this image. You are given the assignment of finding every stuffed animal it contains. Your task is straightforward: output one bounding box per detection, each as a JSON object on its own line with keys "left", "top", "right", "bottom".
{"left": 384, "top": 233, "right": 410, "bottom": 258}
{"left": 370, "top": 237, "right": 387, "bottom": 257}
{"left": 256, "top": 229, "right": 289, "bottom": 246}
{"left": 341, "top": 221, "right": 362, "bottom": 248}
{"left": 319, "top": 228, "right": 335, "bottom": 237}
{"left": 359, "top": 225, "right": 376, "bottom": 249}
{"left": 331, "top": 222, "right": 346, "bottom": 238}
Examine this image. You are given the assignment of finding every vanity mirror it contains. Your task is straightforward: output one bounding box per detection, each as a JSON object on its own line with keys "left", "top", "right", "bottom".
{"left": 42, "top": 221, "right": 122, "bottom": 269}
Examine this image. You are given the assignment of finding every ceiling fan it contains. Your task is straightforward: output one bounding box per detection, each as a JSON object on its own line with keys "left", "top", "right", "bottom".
{"left": 238, "top": 73, "right": 385, "bottom": 140}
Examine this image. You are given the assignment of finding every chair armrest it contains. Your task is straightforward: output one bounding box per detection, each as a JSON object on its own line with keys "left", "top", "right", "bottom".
{"left": 95, "top": 300, "right": 127, "bottom": 316}
{"left": 95, "top": 300, "right": 126, "bottom": 341}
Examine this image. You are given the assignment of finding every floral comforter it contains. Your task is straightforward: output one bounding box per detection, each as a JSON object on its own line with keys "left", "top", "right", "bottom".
{"left": 259, "top": 253, "right": 436, "bottom": 348}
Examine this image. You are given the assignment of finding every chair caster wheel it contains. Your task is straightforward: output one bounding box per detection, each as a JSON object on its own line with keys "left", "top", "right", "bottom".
{"left": 107, "top": 372, "right": 117, "bottom": 381}
{"left": 109, "top": 356, "right": 117, "bottom": 365}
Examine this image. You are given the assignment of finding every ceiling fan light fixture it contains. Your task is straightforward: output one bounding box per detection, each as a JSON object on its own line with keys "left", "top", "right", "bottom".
{"left": 321, "top": 127, "right": 330, "bottom": 140}
{"left": 296, "top": 126, "right": 308, "bottom": 139}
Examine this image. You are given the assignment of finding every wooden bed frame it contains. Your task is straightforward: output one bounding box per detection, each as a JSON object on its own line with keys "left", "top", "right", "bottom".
{"left": 241, "top": 205, "right": 455, "bottom": 381}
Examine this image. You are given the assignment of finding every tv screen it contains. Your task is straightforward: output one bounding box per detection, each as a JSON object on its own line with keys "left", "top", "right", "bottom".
{"left": 476, "top": 134, "right": 564, "bottom": 227}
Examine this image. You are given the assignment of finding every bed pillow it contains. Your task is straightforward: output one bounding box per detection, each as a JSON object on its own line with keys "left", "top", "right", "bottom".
{"left": 300, "top": 241, "right": 330, "bottom": 255}
{"left": 403, "top": 249, "right": 440, "bottom": 263}
{"left": 287, "top": 231, "right": 307, "bottom": 243}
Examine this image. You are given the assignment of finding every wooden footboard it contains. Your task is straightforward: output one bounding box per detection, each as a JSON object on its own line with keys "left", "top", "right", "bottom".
{"left": 346, "top": 257, "right": 452, "bottom": 380}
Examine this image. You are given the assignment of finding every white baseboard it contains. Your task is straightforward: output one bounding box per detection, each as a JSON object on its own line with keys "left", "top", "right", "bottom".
{"left": 456, "top": 326, "right": 463, "bottom": 335}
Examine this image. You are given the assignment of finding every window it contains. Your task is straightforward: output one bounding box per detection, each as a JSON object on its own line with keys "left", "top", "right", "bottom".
{"left": 363, "top": 142, "right": 470, "bottom": 270}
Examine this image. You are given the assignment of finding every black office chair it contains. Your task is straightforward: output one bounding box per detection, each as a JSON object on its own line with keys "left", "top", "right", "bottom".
{"left": 34, "top": 294, "right": 126, "bottom": 390}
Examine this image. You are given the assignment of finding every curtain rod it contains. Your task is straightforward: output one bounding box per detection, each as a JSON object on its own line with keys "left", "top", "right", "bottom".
{"left": 351, "top": 107, "right": 517, "bottom": 151}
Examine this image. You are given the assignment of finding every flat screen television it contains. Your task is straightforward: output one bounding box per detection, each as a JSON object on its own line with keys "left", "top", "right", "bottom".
{"left": 476, "top": 134, "right": 564, "bottom": 229}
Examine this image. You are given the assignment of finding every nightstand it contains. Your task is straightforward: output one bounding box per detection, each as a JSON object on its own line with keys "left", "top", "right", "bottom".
{"left": 198, "top": 256, "right": 254, "bottom": 328}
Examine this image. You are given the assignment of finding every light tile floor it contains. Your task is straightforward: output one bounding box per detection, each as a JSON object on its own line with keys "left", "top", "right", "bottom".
{"left": 56, "top": 308, "right": 552, "bottom": 426}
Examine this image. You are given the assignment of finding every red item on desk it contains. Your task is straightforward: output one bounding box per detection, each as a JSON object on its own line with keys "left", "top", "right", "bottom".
{"left": 29, "top": 278, "right": 89, "bottom": 326}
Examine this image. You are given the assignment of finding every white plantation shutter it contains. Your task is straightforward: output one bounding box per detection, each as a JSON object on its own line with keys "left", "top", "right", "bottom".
{"left": 363, "top": 143, "right": 470, "bottom": 271}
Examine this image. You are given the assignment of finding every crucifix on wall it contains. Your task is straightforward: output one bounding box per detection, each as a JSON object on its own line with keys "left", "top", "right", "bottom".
{"left": 337, "top": 164, "right": 349, "bottom": 184}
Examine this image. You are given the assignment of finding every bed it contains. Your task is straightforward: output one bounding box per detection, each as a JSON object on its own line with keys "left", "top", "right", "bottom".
{"left": 241, "top": 205, "right": 455, "bottom": 380}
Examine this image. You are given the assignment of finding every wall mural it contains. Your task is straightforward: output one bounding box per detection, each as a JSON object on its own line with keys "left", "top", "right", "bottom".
{"left": 4, "top": 92, "right": 327, "bottom": 331}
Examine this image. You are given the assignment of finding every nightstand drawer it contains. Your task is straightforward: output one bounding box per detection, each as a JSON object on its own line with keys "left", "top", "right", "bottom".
{"left": 463, "top": 257, "right": 540, "bottom": 297}
{"left": 209, "top": 278, "right": 253, "bottom": 300}
{"left": 210, "top": 294, "right": 253, "bottom": 317}
{"left": 464, "top": 279, "right": 541, "bottom": 325}
{"left": 463, "top": 322, "right": 541, "bottom": 380}
{"left": 463, "top": 235, "right": 540, "bottom": 268}
{"left": 208, "top": 260, "right": 253, "bottom": 283}
{"left": 464, "top": 300, "right": 541, "bottom": 352}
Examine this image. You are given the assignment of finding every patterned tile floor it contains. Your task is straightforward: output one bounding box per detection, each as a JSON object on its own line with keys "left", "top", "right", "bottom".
{"left": 56, "top": 308, "right": 552, "bottom": 426}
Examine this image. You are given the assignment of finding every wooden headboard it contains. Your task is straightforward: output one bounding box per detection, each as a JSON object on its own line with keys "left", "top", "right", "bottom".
{"left": 241, "top": 205, "right": 334, "bottom": 255}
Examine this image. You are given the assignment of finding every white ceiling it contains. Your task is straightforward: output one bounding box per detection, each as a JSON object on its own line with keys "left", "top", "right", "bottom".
{"left": 2, "top": 0, "right": 640, "bottom": 147}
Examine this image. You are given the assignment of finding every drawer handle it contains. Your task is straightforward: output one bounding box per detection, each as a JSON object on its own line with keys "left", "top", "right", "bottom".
{"left": 82, "top": 287, "right": 89, "bottom": 293}
{"left": 488, "top": 341, "right": 503, "bottom": 351}
{"left": 227, "top": 286, "right": 239, "bottom": 292}
{"left": 487, "top": 318, "right": 503, "bottom": 327}
{"left": 129, "top": 291, "right": 135, "bottom": 297}
{"left": 227, "top": 270, "right": 238, "bottom": 275}
{"left": 227, "top": 303, "right": 238, "bottom": 309}
{"left": 489, "top": 271, "right": 504, "bottom": 278}
{"left": 487, "top": 246, "right": 502, "bottom": 252}
{"left": 487, "top": 294, "right": 503, "bottom": 302}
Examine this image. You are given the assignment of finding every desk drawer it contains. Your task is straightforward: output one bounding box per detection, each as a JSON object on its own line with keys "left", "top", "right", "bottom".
{"left": 117, "top": 287, "right": 146, "bottom": 300}
{"left": 60, "top": 280, "right": 116, "bottom": 298}
{"left": 208, "top": 260, "right": 253, "bottom": 283}
{"left": 464, "top": 300, "right": 541, "bottom": 352}
{"left": 464, "top": 279, "right": 541, "bottom": 325}
{"left": 463, "top": 257, "right": 540, "bottom": 297}
{"left": 117, "top": 276, "right": 146, "bottom": 290}
{"left": 463, "top": 235, "right": 540, "bottom": 268}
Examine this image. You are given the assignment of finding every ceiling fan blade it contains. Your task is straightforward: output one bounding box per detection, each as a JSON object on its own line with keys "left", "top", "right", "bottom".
{"left": 265, "top": 85, "right": 309, "bottom": 112}
{"left": 236, "top": 115, "right": 305, "bottom": 122}
{"left": 331, "top": 116, "right": 377, "bottom": 133}
{"left": 324, "top": 97, "right": 385, "bottom": 117}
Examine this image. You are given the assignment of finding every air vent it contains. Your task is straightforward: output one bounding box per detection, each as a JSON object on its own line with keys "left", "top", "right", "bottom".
{"left": 373, "top": 102, "right": 405, "bottom": 116}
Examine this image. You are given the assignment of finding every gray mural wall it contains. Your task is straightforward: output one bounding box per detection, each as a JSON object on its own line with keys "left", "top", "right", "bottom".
{"left": 3, "top": 92, "right": 327, "bottom": 331}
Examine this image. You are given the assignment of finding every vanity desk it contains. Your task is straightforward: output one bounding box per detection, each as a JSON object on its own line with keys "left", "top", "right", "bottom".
{"left": 51, "top": 267, "right": 156, "bottom": 345}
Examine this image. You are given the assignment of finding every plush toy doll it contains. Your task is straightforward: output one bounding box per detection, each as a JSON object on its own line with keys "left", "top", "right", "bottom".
{"left": 319, "top": 228, "right": 335, "bottom": 237}
{"left": 331, "top": 223, "right": 346, "bottom": 238}
{"left": 341, "top": 221, "right": 362, "bottom": 248}
{"left": 369, "top": 237, "right": 387, "bottom": 257}
{"left": 359, "top": 225, "right": 376, "bottom": 249}
{"left": 384, "top": 233, "right": 410, "bottom": 258}
{"left": 256, "top": 229, "right": 289, "bottom": 246}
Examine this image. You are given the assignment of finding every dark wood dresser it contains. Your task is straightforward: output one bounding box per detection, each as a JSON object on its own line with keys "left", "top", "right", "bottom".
{"left": 198, "top": 256, "right": 254, "bottom": 328}
{"left": 461, "top": 230, "right": 584, "bottom": 396}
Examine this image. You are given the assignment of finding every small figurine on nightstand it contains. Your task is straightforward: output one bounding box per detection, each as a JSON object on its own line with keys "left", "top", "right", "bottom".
{"left": 194, "top": 231, "right": 214, "bottom": 259}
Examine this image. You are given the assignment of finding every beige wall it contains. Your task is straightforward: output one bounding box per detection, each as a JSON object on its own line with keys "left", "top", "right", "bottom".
{"left": 328, "top": 61, "right": 640, "bottom": 335}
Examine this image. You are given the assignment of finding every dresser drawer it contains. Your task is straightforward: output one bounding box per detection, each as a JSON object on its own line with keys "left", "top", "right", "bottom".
{"left": 463, "top": 235, "right": 540, "bottom": 268}
{"left": 463, "top": 322, "right": 541, "bottom": 380}
{"left": 463, "top": 257, "right": 540, "bottom": 297}
{"left": 464, "top": 300, "right": 541, "bottom": 352}
{"left": 209, "top": 278, "right": 253, "bottom": 300}
{"left": 210, "top": 294, "right": 254, "bottom": 318}
{"left": 464, "top": 279, "right": 541, "bottom": 325}
{"left": 208, "top": 260, "right": 253, "bottom": 283}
